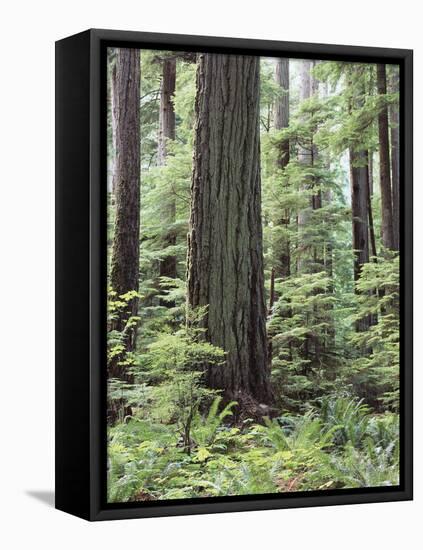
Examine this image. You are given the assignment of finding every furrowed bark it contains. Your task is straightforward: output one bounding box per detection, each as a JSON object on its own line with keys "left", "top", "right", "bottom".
{"left": 350, "top": 149, "right": 370, "bottom": 280}
{"left": 109, "top": 48, "right": 141, "bottom": 361}
{"left": 349, "top": 148, "right": 370, "bottom": 332}
{"left": 158, "top": 57, "right": 176, "bottom": 165}
{"left": 377, "top": 64, "right": 395, "bottom": 251}
{"left": 274, "top": 58, "right": 290, "bottom": 169}
{"left": 187, "top": 53, "right": 272, "bottom": 406}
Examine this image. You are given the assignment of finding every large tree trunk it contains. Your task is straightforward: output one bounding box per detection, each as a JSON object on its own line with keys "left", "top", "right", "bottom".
{"left": 377, "top": 64, "right": 395, "bottom": 251}
{"left": 109, "top": 48, "right": 141, "bottom": 360}
{"left": 389, "top": 65, "right": 400, "bottom": 251}
{"left": 187, "top": 53, "right": 272, "bottom": 406}
{"left": 158, "top": 58, "right": 177, "bottom": 298}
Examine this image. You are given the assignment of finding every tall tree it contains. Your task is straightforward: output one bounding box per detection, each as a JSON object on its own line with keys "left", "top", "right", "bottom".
{"left": 274, "top": 58, "right": 290, "bottom": 170}
{"left": 274, "top": 58, "right": 291, "bottom": 278}
{"left": 157, "top": 56, "right": 177, "bottom": 292}
{"left": 110, "top": 48, "right": 141, "bottom": 359}
{"left": 269, "top": 59, "right": 290, "bottom": 296}
{"left": 108, "top": 56, "right": 118, "bottom": 194}
{"left": 389, "top": 65, "right": 400, "bottom": 251}
{"left": 349, "top": 149, "right": 370, "bottom": 280}
{"left": 367, "top": 150, "right": 377, "bottom": 260}
{"left": 297, "top": 60, "right": 313, "bottom": 274}
{"left": 268, "top": 58, "right": 290, "bottom": 362}
{"left": 377, "top": 64, "right": 395, "bottom": 251}
{"left": 368, "top": 150, "right": 374, "bottom": 197}
{"left": 158, "top": 57, "right": 176, "bottom": 165}
{"left": 344, "top": 65, "right": 372, "bottom": 332}
{"left": 297, "top": 60, "right": 321, "bottom": 273}
{"left": 187, "top": 53, "right": 272, "bottom": 406}
{"left": 346, "top": 66, "right": 370, "bottom": 283}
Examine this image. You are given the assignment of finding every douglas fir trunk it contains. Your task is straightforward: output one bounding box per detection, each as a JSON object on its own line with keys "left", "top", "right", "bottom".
{"left": 187, "top": 53, "right": 272, "bottom": 406}
{"left": 109, "top": 48, "right": 141, "bottom": 357}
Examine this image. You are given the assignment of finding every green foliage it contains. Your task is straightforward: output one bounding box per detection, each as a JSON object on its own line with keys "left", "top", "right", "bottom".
{"left": 349, "top": 254, "right": 400, "bottom": 409}
{"left": 107, "top": 289, "right": 141, "bottom": 366}
{"left": 319, "top": 396, "right": 371, "bottom": 447}
{"left": 106, "top": 54, "right": 400, "bottom": 502}
{"left": 329, "top": 439, "right": 399, "bottom": 488}
{"left": 191, "top": 397, "right": 238, "bottom": 449}
{"left": 107, "top": 395, "right": 399, "bottom": 502}
{"left": 268, "top": 271, "right": 342, "bottom": 409}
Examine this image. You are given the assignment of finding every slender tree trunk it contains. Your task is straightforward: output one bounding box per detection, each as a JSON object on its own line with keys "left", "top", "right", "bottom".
{"left": 310, "top": 62, "right": 321, "bottom": 227}
{"left": 366, "top": 152, "right": 378, "bottom": 326}
{"left": 377, "top": 64, "right": 395, "bottom": 251}
{"left": 269, "top": 59, "right": 291, "bottom": 363}
{"left": 349, "top": 149, "right": 370, "bottom": 281}
{"left": 367, "top": 153, "right": 377, "bottom": 260}
{"left": 367, "top": 149, "right": 377, "bottom": 260}
{"left": 309, "top": 65, "right": 323, "bottom": 359}
{"left": 158, "top": 58, "right": 177, "bottom": 302}
{"left": 268, "top": 268, "right": 276, "bottom": 314}
{"left": 274, "top": 58, "right": 291, "bottom": 279}
{"left": 318, "top": 80, "right": 336, "bottom": 351}
{"left": 389, "top": 66, "right": 400, "bottom": 251}
{"left": 347, "top": 66, "right": 372, "bottom": 332}
{"left": 187, "top": 53, "right": 272, "bottom": 406}
{"left": 368, "top": 150, "right": 374, "bottom": 197}
{"left": 297, "top": 60, "right": 313, "bottom": 274}
{"left": 158, "top": 58, "right": 176, "bottom": 165}
{"left": 274, "top": 58, "right": 290, "bottom": 168}
{"left": 110, "top": 48, "right": 141, "bottom": 361}
{"left": 349, "top": 148, "right": 370, "bottom": 332}
{"left": 269, "top": 59, "right": 294, "bottom": 367}
{"left": 298, "top": 61, "right": 322, "bottom": 271}
{"left": 297, "top": 61, "right": 324, "bottom": 365}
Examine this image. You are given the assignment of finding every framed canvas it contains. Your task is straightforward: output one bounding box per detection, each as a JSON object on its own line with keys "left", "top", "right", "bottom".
{"left": 55, "top": 29, "right": 413, "bottom": 521}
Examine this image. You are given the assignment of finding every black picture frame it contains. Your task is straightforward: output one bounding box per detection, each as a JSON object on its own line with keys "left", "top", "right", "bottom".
{"left": 55, "top": 28, "right": 413, "bottom": 521}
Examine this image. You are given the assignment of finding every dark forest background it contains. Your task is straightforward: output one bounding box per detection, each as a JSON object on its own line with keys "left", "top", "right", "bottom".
{"left": 106, "top": 48, "right": 400, "bottom": 502}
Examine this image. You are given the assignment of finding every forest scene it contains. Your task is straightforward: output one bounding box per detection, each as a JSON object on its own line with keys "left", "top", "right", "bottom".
{"left": 106, "top": 47, "right": 400, "bottom": 503}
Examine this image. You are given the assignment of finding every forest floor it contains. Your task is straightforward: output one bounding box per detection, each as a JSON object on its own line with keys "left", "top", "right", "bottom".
{"left": 108, "top": 396, "right": 399, "bottom": 502}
